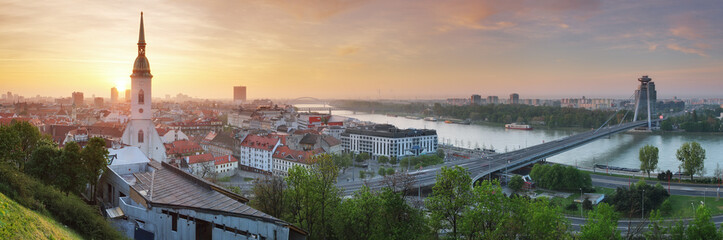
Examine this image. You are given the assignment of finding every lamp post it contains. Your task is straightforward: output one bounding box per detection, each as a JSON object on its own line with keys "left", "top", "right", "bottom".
{"left": 580, "top": 188, "right": 583, "bottom": 218}
{"left": 642, "top": 189, "right": 645, "bottom": 219}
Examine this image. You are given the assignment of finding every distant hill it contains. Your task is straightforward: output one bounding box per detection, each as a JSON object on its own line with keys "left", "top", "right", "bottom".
{"left": 0, "top": 192, "right": 82, "bottom": 240}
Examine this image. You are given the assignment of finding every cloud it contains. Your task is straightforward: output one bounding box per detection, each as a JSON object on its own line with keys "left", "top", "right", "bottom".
{"left": 337, "top": 46, "right": 361, "bottom": 56}
{"left": 668, "top": 14, "right": 707, "bottom": 40}
{"left": 666, "top": 43, "right": 707, "bottom": 57}
{"left": 262, "top": 0, "right": 373, "bottom": 21}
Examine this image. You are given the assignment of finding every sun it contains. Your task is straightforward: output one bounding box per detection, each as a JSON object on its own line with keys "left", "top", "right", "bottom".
{"left": 114, "top": 78, "right": 129, "bottom": 92}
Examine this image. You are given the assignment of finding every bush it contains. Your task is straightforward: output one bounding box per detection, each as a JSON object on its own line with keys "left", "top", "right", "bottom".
{"left": 660, "top": 199, "right": 672, "bottom": 215}
{"left": 657, "top": 170, "right": 673, "bottom": 181}
{"left": 566, "top": 202, "right": 579, "bottom": 211}
{"left": 386, "top": 168, "right": 395, "bottom": 176}
{"left": 529, "top": 164, "right": 593, "bottom": 192}
{"left": 378, "top": 168, "right": 387, "bottom": 176}
{"left": 582, "top": 198, "right": 593, "bottom": 210}
{"left": 509, "top": 175, "right": 524, "bottom": 192}
{"left": 400, "top": 154, "right": 444, "bottom": 169}
{"left": 0, "top": 164, "right": 124, "bottom": 240}
{"left": 605, "top": 180, "right": 670, "bottom": 217}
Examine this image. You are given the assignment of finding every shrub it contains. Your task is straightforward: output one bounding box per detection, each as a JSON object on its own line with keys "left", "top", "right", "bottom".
{"left": 582, "top": 198, "right": 593, "bottom": 211}
{"left": 0, "top": 164, "right": 124, "bottom": 239}
{"left": 566, "top": 202, "right": 579, "bottom": 211}
{"left": 660, "top": 199, "right": 672, "bottom": 215}
{"left": 529, "top": 164, "right": 593, "bottom": 192}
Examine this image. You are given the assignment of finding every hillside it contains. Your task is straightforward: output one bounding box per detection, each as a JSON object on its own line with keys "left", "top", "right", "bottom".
{"left": 0, "top": 192, "right": 82, "bottom": 240}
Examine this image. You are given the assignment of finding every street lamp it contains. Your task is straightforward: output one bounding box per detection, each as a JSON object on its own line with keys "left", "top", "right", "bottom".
{"left": 580, "top": 188, "right": 583, "bottom": 218}
{"left": 642, "top": 189, "right": 645, "bottom": 219}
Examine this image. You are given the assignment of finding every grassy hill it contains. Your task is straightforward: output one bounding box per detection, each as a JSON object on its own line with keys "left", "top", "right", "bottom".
{"left": 0, "top": 192, "right": 82, "bottom": 240}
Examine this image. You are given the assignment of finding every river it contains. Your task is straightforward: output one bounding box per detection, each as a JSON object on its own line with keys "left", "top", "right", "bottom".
{"left": 297, "top": 105, "right": 722, "bottom": 176}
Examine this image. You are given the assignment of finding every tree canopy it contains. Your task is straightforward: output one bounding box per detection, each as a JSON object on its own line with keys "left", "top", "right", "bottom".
{"left": 639, "top": 144, "right": 659, "bottom": 178}
{"left": 676, "top": 142, "right": 706, "bottom": 180}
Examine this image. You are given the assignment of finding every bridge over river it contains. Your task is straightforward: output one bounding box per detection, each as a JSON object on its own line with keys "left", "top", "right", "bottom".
{"left": 337, "top": 120, "right": 655, "bottom": 195}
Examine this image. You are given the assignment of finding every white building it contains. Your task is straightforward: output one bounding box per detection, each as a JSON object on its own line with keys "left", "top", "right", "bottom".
{"left": 341, "top": 124, "right": 438, "bottom": 159}
{"left": 186, "top": 153, "right": 239, "bottom": 178}
{"left": 120, "top": 13, "right": 166, "bottom": 162}
{"left": 158, "top": 128, "right": 189, "bottom": 144}
{"left": 272, "top": 146, "right": 323, "bottom": 177}
{"left": 238, "top": 134, "right": 281, "bottom": 174}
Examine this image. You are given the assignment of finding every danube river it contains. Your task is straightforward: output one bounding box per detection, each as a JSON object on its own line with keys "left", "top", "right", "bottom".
{"left": 302, "top": 105, "right": 722, "bottom": 176}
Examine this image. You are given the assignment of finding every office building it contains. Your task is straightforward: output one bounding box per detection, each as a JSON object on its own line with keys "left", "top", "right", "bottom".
{"left": 72, "top": 92, "right": 84, "bottom": 106}
{"left": 341, "top": 124, "right": 437, "bottom": 159}
{"left": 470, "top": 94, "right": 482, "bottom": 105}
{"left": 234, "top": 86, "right": 246, "bottom": 104}
{"left": 111, "top": 87, "right": 119, "bottom": 104}
{"left": 509, "top": 93, "right": 519, "bottom": 104}
{"left": 487, "top": 96, "right": 499, "bottom": 104}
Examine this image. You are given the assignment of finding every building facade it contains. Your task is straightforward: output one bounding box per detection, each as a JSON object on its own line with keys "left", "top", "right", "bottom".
{"left": 239, "top": 134, "right": 281, "bottom": 174}
{"left": 341, "top": 124, "right": 437, "bottom": 159}
{"left": 234, "top": 86, "right": 247, "bottom": 104}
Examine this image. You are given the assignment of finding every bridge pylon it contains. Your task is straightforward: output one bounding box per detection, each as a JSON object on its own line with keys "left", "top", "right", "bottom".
{"left": 632, "top": 75, "right": 656, "bottom": 129}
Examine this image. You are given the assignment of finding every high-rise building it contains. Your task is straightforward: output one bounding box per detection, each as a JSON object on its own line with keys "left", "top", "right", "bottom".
{"left": 470, "top": 94, "right": 482, "bottom": 105}
{"left": 633, "top": 75, "right": 657, "bottom": 129}
{"left": 94, "top": 97, "right": 104, "bottom": 108}
{"left": 234, "top": 86, "right": 247, "bottom": 103}
{"left": 487, "top": 96, "right": 499, "bottom": 104}
{"left": 111, "top": 87, "right": 119, "bottom": 104}
{"left": 120, "top": 12, "right": 166, "bottom": 162}
{"left": 509, "top": 93, "right": 519, "bottom": 104}
{"left": 125, "top": 89, "right": 131, "bottom": 102}
{"left": 72, "top": 92, "right": 84, "bottom": 106}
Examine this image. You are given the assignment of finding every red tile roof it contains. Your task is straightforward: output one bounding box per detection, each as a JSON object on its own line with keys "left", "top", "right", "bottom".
{"left": 165, "top": 140, "right": 203, "bottom": 155}
{"left": 186, "top": 153, "right": 215, "bottom": 165}
{"left": 214, "top": 155, "right": 238, "bottom": 166}
{"left": 240, "top": 135, "right": 279, "bottom": 151}
{"left": 272, "top": 146, "right": 324, "bottom": 164}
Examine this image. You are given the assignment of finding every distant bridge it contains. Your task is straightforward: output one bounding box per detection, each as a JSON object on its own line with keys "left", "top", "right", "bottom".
{"left": 337, "top": 119, "right": 656, "bottom": 195}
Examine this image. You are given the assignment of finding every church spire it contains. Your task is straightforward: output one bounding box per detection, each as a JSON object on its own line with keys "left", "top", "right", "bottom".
{"left": 138, "top": 12, "right": 146, "bottom": 56}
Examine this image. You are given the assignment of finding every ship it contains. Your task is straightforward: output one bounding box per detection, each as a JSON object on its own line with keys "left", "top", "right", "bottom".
{"left": 405, "top": 116, "right": 421, "bottom": 120}
{"left": 505, "top": 123, "right": 533, "bottom": 130}
{"left": 424, "top": 117, "right": 438, "bottom": 122}
{"left": 444, "top": 120, "right": 453, "bottom": 124}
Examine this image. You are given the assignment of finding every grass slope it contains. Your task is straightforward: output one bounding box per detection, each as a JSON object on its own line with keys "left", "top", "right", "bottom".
{"left": 0, "top": 192, "right": 82, "bottom": 240}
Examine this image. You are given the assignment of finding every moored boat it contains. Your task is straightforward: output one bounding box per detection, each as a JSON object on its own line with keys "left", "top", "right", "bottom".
{"left": 505, "top": 123, "right": 533, "bottom": 130}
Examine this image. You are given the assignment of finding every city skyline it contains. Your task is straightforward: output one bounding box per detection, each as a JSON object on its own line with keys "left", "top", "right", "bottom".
{"left": 1, "top": 0, "right": 722, "bottom": 100}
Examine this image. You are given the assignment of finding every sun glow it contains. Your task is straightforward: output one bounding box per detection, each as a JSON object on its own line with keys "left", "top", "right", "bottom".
{"left": 114, "top": 78, "right": 129, "bottom": 92}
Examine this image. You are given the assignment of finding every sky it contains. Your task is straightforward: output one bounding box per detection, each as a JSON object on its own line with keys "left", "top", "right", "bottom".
{"left": 0, "top": 0, "right": 722, "bottom": 100}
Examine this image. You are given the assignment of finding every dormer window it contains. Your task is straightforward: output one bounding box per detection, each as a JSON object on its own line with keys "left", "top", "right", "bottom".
{"left": 138, "top": 89, "right": 145, "bottom": 104}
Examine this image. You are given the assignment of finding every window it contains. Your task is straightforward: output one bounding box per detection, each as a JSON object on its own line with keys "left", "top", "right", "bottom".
{"left": 138, "top": 130, "right": 144, "bottom": 143}
{"left": 138, "top": 89, "right": 145, "bottom": 104}
{"left": 171, "top": 212, "right": 178, "bottom": 232}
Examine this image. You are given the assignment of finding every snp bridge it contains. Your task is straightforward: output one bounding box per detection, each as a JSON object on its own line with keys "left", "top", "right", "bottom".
{"left": 337, "top": 120, "right": 653, "bottom": 196}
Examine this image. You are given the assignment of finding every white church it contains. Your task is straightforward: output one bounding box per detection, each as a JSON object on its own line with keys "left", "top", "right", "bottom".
{"left": 120, "top": 13, "right": 167, "bottom": 162}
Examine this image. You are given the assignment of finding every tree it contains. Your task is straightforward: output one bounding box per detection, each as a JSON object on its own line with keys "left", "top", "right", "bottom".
{"left": 378, "top": 167, "right": 387, "bottom": 176}
{"left": 377, "top": 155, "right": 389, "bottom": 165}
{"left": 9, "top": 121, "right": 44, "bottom": 170}
{"left": 389, "top": 155, "right": 398, "bottom": 165}
{"left": 355, "top": 152, "right": 370, "bottom": 163}
{"left": 436, "top": 149, "right": 445, "bottom": 159}
{"left": 332, "top": 153, "right": 353, "bottom": 171}
{"left": 426, "top": 166, "right": 472, "bottom": 239}
{"left": 579, "top": 202, "right": 622, "bottom": 240}
{"left": 250, "top": 175, "right": 285, "bottom": 218}
{"left": 284, "top": 155, "right": 340, "bottom": 239}
{"left": 58, "top": 142, "right": 84, "bottom": 196}
{"left": 639, "top": 145, "right": 659, "bottom": 178}
{"left": 685, "top": 205, "right": 721, "bottom": 239}
{"left": 24, "top": 141, "right": 61, "bottom": 184}
{"left": 81, "top": 137, "right": 109, "bottom": 202}
{"left": 582, "top": 198, "right": 593, "bottom": 211}
{"left": 359, "top": 170, "right": 366, "bottom": 179}
{"left": 386, "top": 168, "right": 394, "bottom": 176}
{"left": 676, "top": 141, "right": 706, "bottom": 180}
{"left": 644, "top": 210, "right": 667, "bottom": 240}
{"left": 459, "top": 180, "right": 508, "bottom": 239}
{"left": 509, "top": 175, "right": 524, "bottom": 192}
{"left": 524, "top": 198, "right": 571, "bottom": 239}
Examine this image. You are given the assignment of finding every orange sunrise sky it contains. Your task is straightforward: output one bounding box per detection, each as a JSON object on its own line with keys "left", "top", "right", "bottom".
{"left": 1, "top": 0, "right": 722, "bottom": 100}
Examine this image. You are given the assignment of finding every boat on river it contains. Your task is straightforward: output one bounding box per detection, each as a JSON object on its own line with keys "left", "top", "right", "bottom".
{"left": 505, "top": 123, "right": 533, "bottom": 130}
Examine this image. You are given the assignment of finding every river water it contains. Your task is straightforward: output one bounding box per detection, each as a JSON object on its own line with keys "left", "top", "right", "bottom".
{"left": 298, "top": 105, "right": 722, "bottom": 176}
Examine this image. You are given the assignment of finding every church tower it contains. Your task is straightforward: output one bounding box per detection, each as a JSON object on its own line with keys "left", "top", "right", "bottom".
{"left": 122, "top": 12, "right": 167, "bottom": 161}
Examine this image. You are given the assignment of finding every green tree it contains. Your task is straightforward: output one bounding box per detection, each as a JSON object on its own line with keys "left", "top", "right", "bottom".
{"left": 58, "top": 142, "right": 84, "bottom": 196}
{"left": 426, "top": 166, "right": 472, "bottom": 239}
{"left": 81, "top": 137, "right": 109, "bottom": 202}
{"left": 389, "top": 155, "right": 398, "bottom": 165}
{"left": 378, "top": 167, "right": 387, "bottom": 176}
{"left": 332, "top": 153, "right": 353, "bottom": 171}
{"left": 685, "top": 205, "right": 720, "bottom": 239}
{"left": 460, "top": 180, "right": 508, "bottom": 239}
{"left": 9, "top": 121, "right": 44, "bottom": 170}
{"left": 377, "top": 155, "right": 389, "bottom": 165}
{"left": 509, "top": 175, "right": 524, "bottom": 192}
{"left": 284, "top": 155, "right": 340, "bottom": 239}
{"left": 359, "top": 170, "right": 366, "bottom": 179}
{"left": 24, "top": 141, "right": 61, "bottom": 185}
{"left": 524, "top": 198, "right": 571, "bottom": 239}
{"left": 639, "top": 145, "right": 659, "bottom": 178}
{"left": 385, "top": 168, "right": 394, "bottom": 176}
{"left": 644, "top": 210, "right": 667, "bottom": 240}
{"left": 332, "top": 186, "right": 379, "bottom": 240}
{"left": 579, "top": 202, "right": 622, "bottom": 240}
{"left": 355, "top": 152, "right": 370, "bottom": 163}
{"left": 676, "top": 141, "right": 706, "bottom": 180}
{"left": 436, "top": 149, "right": 445, "bottom": 159}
